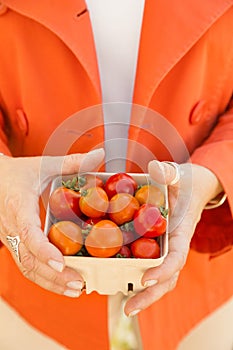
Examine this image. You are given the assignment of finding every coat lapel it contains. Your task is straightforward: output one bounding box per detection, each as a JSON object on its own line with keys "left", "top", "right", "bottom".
{"left": 4, "top": 0, "right": 233, "bottom": 107}
{"left": 4, "top": 0, "right": 101, "bottom": 99}
{"left": 134, "top": 0, "right": 233, "bottom": 105}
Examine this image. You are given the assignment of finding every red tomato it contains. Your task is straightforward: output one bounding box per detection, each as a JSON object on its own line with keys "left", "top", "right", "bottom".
{"left": 83, "top": 217, "right": 103, "bottom": 227}
{"left": 143, "top": 215, "right": 167, "bottom": 237}
{"left": 49, "top": 187, "right": 82, "bottom": 220}
{"left": 130, "top": 237, "right": 160, "bottom": 259}
{"left": 108, "top": 193, "right": 140, "bottom": 225}
{"left": 79, "top": 187, "right": 109, "bottom": 218}
{"left": 115, "top": 245, "right": 131, "bottom": 258}
{"left": 135, "top": 184, "right": 165, "bottom": 207}
{"left": 104, "top": 173, "right": 137, "bottom": 199}
{"left": 85, "top": 220, "right": 123, "bottom": 258}
{"left": 48, "top": 221, "right": 83, "bottom": 255}
{"left": 133, "top": 204, "right": 165, "bottom": 237}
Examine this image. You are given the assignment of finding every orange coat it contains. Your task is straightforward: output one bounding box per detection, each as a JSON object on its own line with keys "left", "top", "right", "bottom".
{"left": 0, "top": 1, "right": 232, "bottom": 349}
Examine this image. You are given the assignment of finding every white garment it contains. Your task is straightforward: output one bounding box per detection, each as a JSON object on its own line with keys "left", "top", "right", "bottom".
{"left": 86, "top": 0, "right": 145, "bottom": 171}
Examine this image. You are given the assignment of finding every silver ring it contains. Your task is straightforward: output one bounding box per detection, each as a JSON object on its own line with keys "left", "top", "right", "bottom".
{"left": 163, "top": 161, "right": 181, "bottom": 185}
{"left": 6, "top": 235, "right": 21, "bottom": 263}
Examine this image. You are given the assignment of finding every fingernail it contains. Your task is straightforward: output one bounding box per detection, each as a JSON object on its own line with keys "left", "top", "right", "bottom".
{"left": 143, "top": 279, "right": 158, "bottom": 287}
{"left": 128, "top": 309, "right": 141, "bottom": 317}
{"left": 64, "top": 289, "right": 81, "bottom": 298}
{"left": 48, "top": 259, "right": 64, "bottom": 272}
{"left": 149, "top": 160, "right": 164, "bottom": 171}
{"left": 66, "top": 280, "right": 83, "bottom": 290}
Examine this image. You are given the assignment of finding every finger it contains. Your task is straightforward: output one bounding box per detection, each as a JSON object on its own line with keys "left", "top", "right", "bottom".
{"left": 11, "top": 196, "right": 85, "bottom": 292}
{"left": 124, "top": 219, "right": 192, "bottom": 316}
{"left": 124, "top": 272, "right": 180, "bottom": 317}
{"left": 141, "top": 208, "right": 195, "bottom": 286}
{"left": 22, "top": 263, "right": 83, "bottom": 297}
{"left": 20, "top": 226, "right": 66, "bottom": 271}
{"left": 39, "top": 148, "right": 105, "bottom": 179}
{"left": 148, "top": 160, "right": 180, "bottom": 185}
{"left": 11, "top": 194, "right": 66, "bottom": 272}
{"left": 19, "top": 244, "right": 84, "bottom": 296}
{"left": 141, "top": 228, "right": 190, "bottom": 286}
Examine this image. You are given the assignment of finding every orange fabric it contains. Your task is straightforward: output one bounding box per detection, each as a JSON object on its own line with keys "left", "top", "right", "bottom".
{"left": 0, "top": 1, "right": 233, "bottom": 349}
{"left": 0, "top": 4, "right": 109, "bottom": 349}
{"left": 138, "top": 248, "right": 233, "bottom": 350}
{"left": 0, "top": 247, "right": 110, "bottom": 349}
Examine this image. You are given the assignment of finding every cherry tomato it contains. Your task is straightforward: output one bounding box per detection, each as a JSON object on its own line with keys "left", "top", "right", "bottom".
{"left": 135, "top": 184, "right": 165, "bottom": 207}
{"left": 115, "top": 245, "right": 131, "bottom": 258}
{"left": 78, "top": 173, "right": 104, "bottom": 190}
{"left": 48, "top": 221, "right": 83, "bottom": 255}
{"left": 84, "top": 217, "right": 103, "bottom": 227}
{"left": 85, "top": 220, "right": 123, "bottom": 258}
{"left": 108, "top": 193, "right": 140, "bottom": 225}
{"left": 49, "top": 187, "right": 82, "bottom": 220}
{"left": 104, "top": 173, "right": 137, "bottom": 199}
{"left": 143, "top": 215, "right": 167, "bottom": 237}
{"left": 79, "top": 186, "right": 109, "bottom": 218}
{"left": 130, "top": 237, "right": 160, "bottom": 259}
{"left": 133, "top": 204, "right": 165, "bottom": 237}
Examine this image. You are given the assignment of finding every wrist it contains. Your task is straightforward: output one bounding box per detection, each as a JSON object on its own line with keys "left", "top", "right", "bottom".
{"left": 195, "top": 165, "right": 227, "bottom": 209}
{"left": 191, "top": 164, "right": 225, "bottom": 207}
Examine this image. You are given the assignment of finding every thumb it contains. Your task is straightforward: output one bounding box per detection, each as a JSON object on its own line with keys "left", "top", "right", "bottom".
{"left": 148, "top": 160, "right": 180, "bottom": 186}
{"left": 40, "top": 148, "right": 105, "bottom": 179}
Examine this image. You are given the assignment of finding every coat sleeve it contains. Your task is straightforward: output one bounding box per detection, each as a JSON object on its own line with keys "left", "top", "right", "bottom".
{"left": 0, "top": 107, "right": 11, "bottom": 156}
{"left": 0, "top": 106, "right": 11, "bottom": 248}
{"left": 190, "top": 96, "right": 233, "bottom": 255}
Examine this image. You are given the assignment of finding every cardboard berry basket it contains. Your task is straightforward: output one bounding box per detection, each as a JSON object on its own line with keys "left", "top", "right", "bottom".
{"left": 44, "top": 172, "right": 169, "bottom": 295}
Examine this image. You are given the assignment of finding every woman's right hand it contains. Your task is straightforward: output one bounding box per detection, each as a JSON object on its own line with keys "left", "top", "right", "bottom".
{"left": 0, "top": 149, "right": 105, "bottom": 297}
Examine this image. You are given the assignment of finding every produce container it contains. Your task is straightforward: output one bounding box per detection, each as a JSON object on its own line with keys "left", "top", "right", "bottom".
{"left": 44, "top": 172, "right": 169, "bottom": 295}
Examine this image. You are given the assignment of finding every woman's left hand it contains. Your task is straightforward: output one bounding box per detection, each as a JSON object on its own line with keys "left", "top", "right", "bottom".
{"left": 124, "top": 160, "right": 223, "bottom": 317}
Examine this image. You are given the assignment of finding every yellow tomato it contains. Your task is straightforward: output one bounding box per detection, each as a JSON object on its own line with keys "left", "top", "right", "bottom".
{"left": 135, "top": 184, "right": 165, "bottom": 207}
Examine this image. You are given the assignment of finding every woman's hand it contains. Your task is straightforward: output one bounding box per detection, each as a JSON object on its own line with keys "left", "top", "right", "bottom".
{"left": 124, "top": 160, "right": 223, "bottom": 316}
{"left": 0, "top": 149, "right": 104, "bottom": 297}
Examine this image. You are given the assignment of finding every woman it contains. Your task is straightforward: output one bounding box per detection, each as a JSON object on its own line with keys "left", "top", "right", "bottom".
{"left": 0, "top": 1, "right": 232, "bottom": 349}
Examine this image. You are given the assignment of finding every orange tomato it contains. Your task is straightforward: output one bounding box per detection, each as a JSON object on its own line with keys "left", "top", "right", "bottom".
{"left": 48, "top": 221, "right": 83, "bottom": 255}
{"left": 79, "top": 186, "right": 109, "bottom": 218}
{"left": 108, "top": 193, "right": 140, "bottom": 225}
{"left": 85, "top": 220, "right": 123, "bottom": 258}
{"left": 135, "top": 184, "right": 165, "bottom": 207}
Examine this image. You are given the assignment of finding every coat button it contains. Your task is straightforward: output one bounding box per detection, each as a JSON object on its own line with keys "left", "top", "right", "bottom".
{"left": 16, "top": 109, "right": 29, "bottom": 136}
{"left": 0, "top": 2, "right": 7, "bottom": 15}
{"left": 189, "top": 100, "right": 207, "bottom": 125}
